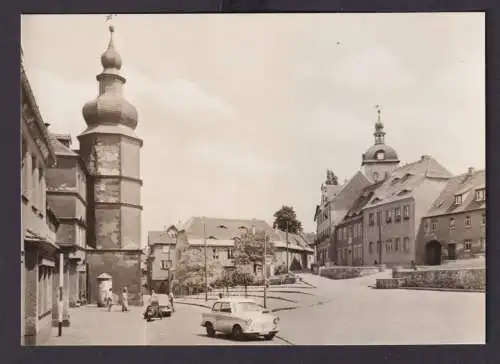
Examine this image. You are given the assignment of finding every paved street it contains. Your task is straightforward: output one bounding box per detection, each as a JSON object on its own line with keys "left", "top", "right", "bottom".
{"left": 44, "top": 273, "right": 484, "bottom": 346}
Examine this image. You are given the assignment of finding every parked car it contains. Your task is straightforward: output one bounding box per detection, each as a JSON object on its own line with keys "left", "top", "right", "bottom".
{"left": 201, "top": 297, "right": 280, "bottom": 340}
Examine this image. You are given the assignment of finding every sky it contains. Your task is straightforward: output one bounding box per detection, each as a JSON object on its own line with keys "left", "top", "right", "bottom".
{"left": 21, "top": 13, "right": 485, "bottom": 242}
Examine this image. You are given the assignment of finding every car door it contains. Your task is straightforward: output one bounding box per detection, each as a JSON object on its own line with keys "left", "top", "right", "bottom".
{"left": 210, "top": 302, "right": 221, "bottom": 327}
{"left": 217, "top": 302, "right": 233, "bottom": 333}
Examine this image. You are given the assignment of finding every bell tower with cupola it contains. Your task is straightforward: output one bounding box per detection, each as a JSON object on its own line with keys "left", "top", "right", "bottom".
{"left": 361, "top": 105, "right": 400, "bottom": 183}
{"left": 78, "top": 25, "right": 143, "bottom": 305}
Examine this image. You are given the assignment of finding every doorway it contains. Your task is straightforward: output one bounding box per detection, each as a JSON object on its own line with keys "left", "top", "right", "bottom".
{"left": 447, "top": 243, "right": 457, "bottom": 260}
{"left": 425, "top": 240, "right": 442, "bottom": 265}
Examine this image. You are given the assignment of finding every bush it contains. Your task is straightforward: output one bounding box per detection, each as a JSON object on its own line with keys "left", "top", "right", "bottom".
{"left": 290, "top": 257, "right": 302, "bottom": 271}
{"left": 274, "top": 263, "right": 287, "bottom": 275}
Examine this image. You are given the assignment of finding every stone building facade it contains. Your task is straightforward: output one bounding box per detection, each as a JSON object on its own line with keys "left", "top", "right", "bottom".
{"left": 335, "top": 181, "right": 382, "bottom": 266}
{"left": 362, "top": 155, "right": 452, "bottom": 266}
{"left": 417, "top": 168, "right": 486, "bottom": 265}
{"left": 21, "top": 59, "right": 59, "bottom": 345}
{"left": 147, "top": 217, "right": 314, "bottom": 289}
{"left": 46, "top": 132, "right": 89, "bottom": 320}
{"left": 78, "top": 26, "right": 143, "bottom": 305}
{"left": 313, "top": 170, "right": 371, "bottom": 266}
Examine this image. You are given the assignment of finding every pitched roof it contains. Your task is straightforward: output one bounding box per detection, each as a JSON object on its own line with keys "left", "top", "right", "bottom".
{"left": 49, "top": 134, "right": 79, "bottom": 157}
{"left": 364, "top": 156, "right": 452, "bottom": 209}
{"left": 426, "top": 169, "right": 485, "bottom": 217}
{"left": 147, "top": 230, "right": 177, "bottom": 246}
{"left": 344, "top": 180, "right": 385, "bottom": 219}
{"left": 184, "top": 216, "right": 274, "bottom": 240}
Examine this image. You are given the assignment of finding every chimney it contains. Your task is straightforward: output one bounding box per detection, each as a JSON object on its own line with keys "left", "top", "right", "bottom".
{"left": 421, "top": 155, "right": 430, "bottom": 160}
{"left": 468, "top": 167, "right": 474, "bottom": 176}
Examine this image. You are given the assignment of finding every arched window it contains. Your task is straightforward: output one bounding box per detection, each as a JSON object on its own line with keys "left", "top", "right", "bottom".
{"left": 373, "top": 172, "right": 379, "bottom": 181}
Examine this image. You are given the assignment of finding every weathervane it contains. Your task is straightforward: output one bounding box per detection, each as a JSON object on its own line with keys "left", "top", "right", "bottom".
{"left": 375, "top": 104, "right": 381, "bottom": 123}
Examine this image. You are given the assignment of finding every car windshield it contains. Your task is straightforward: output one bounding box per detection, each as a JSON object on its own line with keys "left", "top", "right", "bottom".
{"left": 235, "top": 302, "right": 262, "bottom": 313}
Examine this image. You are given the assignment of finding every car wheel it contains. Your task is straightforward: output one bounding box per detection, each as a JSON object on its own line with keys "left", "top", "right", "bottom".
{"left": 205, "top": 322, "right": 215, "bottom": 337}
{"left": 264, "top": 333, "right": 276, "bottom": 340}
{"left": 232, "top": 325, "right": 243, "bottom": 340}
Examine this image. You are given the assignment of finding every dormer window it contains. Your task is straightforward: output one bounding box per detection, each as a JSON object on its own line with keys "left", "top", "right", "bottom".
{"left": 391, "top": 177, "right": 400, "bottom": 185}
{"left": 475, "top": 188, "right": 486, "bottom": 202}
{"left": 373, "top": 172, "right": 379, "bottom": 181}
{"left": 400, "top": 173, "right": 412, "bottom": 183}
{"left": 208, "top": 235, "right": 217, "bottom": 240}
{"left": 397, "top": 189, "right": 412, "bottom": 196}
{"left": 372, "top": 197, "right": 382, "bottom": 204}
{"left": 454, "top": 194, "right": 463, "bottom": 205}
{"left": 216, "top": 224, "right": 228, "bottom": 229}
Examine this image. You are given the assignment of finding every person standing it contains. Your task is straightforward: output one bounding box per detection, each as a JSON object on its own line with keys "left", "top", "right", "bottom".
{"left": 106, "top": 288, "right": 113, "bottom": 312}
{"left": 169, "top": 291, "right": 175, "bottom": 313}
{"left": 121, "top": 287, "right": 129, "bottom": 312}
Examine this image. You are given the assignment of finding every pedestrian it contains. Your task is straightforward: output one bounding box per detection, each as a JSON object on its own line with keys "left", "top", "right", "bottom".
{"left": 121, "top": 287, "right": 129, "bottom": 312}
{"left": 169, "top": 291, "right": 175, "bottom": 313}
{"left": 218, "top": 293, "right": 223, "bottom": 299}
{"left": 106, "top": 288, "right": 113, "bottom": 312}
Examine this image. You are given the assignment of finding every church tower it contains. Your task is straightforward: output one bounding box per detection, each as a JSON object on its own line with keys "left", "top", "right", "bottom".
{"left": 361, "top": 106, "right": 400, "bottom": 183}
{"left": 78, "top": 25, "right": 143, "bottom": 305}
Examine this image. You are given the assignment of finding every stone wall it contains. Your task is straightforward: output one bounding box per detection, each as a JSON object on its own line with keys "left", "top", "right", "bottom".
{"left": 87, "top": 250, "right": 142, "bottom": 305}
{"left": 319, "top": 266, "right": 380, "bottom": 280}
{"left": 393, "top": 267, "right": 485, "bottom": 290}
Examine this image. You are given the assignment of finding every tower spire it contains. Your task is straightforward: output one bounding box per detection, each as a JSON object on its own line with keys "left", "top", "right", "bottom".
{"left": 374, "top": 104, "right": 385, "bottom": 145}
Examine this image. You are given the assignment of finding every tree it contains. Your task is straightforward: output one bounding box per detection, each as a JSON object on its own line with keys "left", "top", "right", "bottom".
{"left": 231, "top": 270, "right": 255, "bottom": 297}
{"left": 272, "top": 205, "right": 303, "bottom": 234}
{"left": 233, "top": 229, "right": 274, "bottom": 268}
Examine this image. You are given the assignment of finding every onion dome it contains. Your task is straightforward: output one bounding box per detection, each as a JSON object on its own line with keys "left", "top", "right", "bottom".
{"left": 361, "top": 106, "right": 399, "bottom": 165}
{"left": 82, "top": 25, "right": 138, "bottom": 130}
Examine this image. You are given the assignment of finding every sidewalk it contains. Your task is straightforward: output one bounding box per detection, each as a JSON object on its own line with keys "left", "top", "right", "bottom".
{"left": 42, "top": 305, "right": 147, "bottom": 346}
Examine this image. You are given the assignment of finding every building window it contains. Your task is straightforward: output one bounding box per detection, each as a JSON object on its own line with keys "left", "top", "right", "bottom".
{"left": 161, "top": 260, "right": 169, "bottom": 270}
{"left": 403, "top": 205, "right": 410, "bottom": 219}
{"left": 385, "top": 239, "right": 392, "bottom": 253}
{"left": 454, "top": 194, "right": 462, "bottom": 205}
{"left": 464, "top": 240, "right": 472, "bottom": 250}
{"left": 373, "top": 172, "right": 379, "bottom": 182}
{"left": 31, "top": 156, "right": 38, "bottom": 209}
{"left": 395, "top": 237, "right": 400, "bottom": 252}
{"left": 369, "top": 213, "right": 374, "bottom": 226}
{"left": 424, "top": 220, "right": 430, "bottom": 234}
{"left": 369, "top": 242, "right": 374, "bottom": 255}
{"left": 385, "top": 209, "right": 392, "bottom": 223}
{"left": 227, "top": 248, "right": 233, "bottom": 259}
{"left": 212, "top": 248, "right": 219, "bottom": 260}
{"left": 475, "top": 188, "right": 485, "bottom": 202}
{"left": 358, "top": 223, "right": 363, "bottom": 239}
{"left": 403, "top": 237, "right": 410, "bottom": 252}
{"left": 449, "top": 218, "right": 456, "bottom": 231}
{"left": 394, "top": 207, "right": 401, "bottom": 222}
{"left": 22, "top": 138, "right": 29, "bottom": 197}
{"left": 481, "top": 214, "right": 486, "bottom": 227}
{"left": 38, "top": 266, "right": 53, "bottom": 316}
{"left": 465, "top": 216, "right": 471, "bottom": 227}
{"left": 480, "top": 237, "right": 485, "bottom": 250}
{"left": 431, "top": 219, "right": 437, "bottom": 231}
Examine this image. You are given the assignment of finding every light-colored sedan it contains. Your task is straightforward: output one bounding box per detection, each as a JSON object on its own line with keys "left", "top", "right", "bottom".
{"left": 201, "top": 297, "right": 280, "bottom": 340}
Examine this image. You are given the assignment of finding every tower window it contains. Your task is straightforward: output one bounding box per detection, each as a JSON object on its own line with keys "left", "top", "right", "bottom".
{"left": 376, "top": 151, "right": 385, "bottom": 160}
{"left": 454, "top": 194, "right": 462, "bottom": 205}
{"left": 373, "top": 172, "right": 379, "bottom": 182}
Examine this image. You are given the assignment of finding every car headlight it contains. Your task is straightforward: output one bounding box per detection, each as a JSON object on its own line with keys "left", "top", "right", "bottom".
{"left": 273, "top": 317, "right": 279, "bottom": 324}
{"left": 246, "top": 319, "right": 253, "bottom": 327}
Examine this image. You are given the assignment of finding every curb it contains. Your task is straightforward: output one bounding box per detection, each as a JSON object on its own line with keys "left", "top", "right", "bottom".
{"left": 368, "top": 285, "right": 485, "bottom": 293}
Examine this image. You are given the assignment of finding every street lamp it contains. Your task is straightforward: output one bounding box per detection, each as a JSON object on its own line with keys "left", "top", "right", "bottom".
{"left": 377, "top": 209, "right": 383, "bottom": 265}
{"left": 285, "top": 221, "right": 289, "bottom": 274}
{"left": 263, "top": 229, "right": 268, "bottom": 309}
{"left": 203, "top": 218, "right": 208, "bottom": 301}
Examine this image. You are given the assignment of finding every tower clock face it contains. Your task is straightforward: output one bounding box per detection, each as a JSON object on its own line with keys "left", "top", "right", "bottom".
{"left": 376, "top": 151, "right": 385, "bottom": 160}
